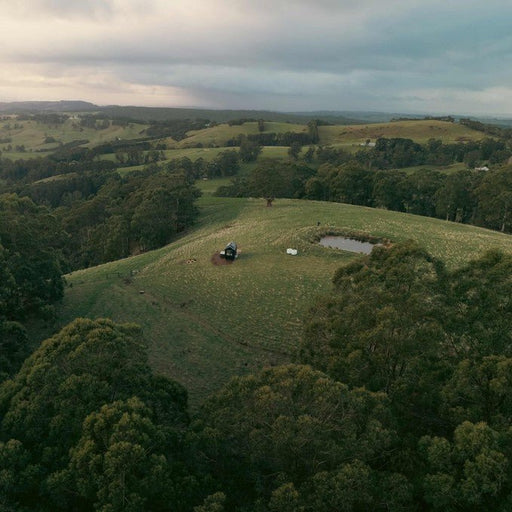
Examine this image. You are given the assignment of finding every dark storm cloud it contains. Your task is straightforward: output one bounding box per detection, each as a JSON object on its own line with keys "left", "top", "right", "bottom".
{"left": 2, "top": 0, "right": 512, "bottom": 113}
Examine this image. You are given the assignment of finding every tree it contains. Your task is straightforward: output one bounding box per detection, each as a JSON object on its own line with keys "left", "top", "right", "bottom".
{"left": 207, "top": 150, "right": 240, "bottom": 178}
{"left": 0, "top": 318, "right": 191, "bottom": 511}
{"left": 403, "top": 169, "right": 445, "bottom": 216}
{"left": 476, "top": 166, "right": 512, "bottom": 232}
{"left": 197, "top": 364, "right": 408, "bottom": 510}
{"left": 444, "top": 249, "right": 512, "bottom": 358}
{"left": 194, "top": 492, "right": 226, "bottom": 512}
{"left": 421, "top": 421, "right": 512, "bottom": 510}
{"left": 239, "top": 137, "right": 262, "bottom": 163}
{"left": 303, "top": 146, "right": 315, "bottom": 163}
{"left": 246, "top": 160, "right": 314, "bottom": 204}
{"left": 288, "top": 141, "right": 302, "bottom": 160}
{"left": 307, "top": 120, "right": 319, "bottom": 144}
{"left": 300, "top": 241, "right": 451, "bottom": 438}
{"left": 330, "top": 163, "right": 374, "bottom": 205}
{"left": 130, "top": 174, "right": 201, "bottom": 251}
{"left": 301, "top": 241, "right": 446, "bottom": 393}
{"left": 68, "top": 397, "right": 181, "bottom": 511}
{"left": 0, "top": 193, "right": 65, "bottom": 319}
{"left": 372, "top": 170, "right": 408, "bottom": 211}
{"left": 435, "top": 170, "right": 481, "bottom": 223}
{"left": 0, "top": 320, "right": 28, "bottom": 381}
{"left": 441, "top": 356, "right": 512, "bottom": 428}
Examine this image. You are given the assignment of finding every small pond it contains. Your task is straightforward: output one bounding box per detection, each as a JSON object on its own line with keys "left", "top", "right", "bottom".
{"left": 319, "top": 236, "right": 378, "bottom": 254}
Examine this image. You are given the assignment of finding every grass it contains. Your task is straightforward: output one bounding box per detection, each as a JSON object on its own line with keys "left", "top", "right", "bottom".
{"left": 1, "top": 118, "right": 485, "bottom": 165}
{"left": 398, "top": 162, "right": 468, "bottom": 175}
{"left": 177, "top": 121, "right": 307, "bottom": 148}
{"left": 57, "top": 181, "right": 512, "bottom": 407}
{"left": 318, "top": 120, "right": 484, "bottom": 145}
{"left": 0, "top": 118, "right": 149, "bottom": 157}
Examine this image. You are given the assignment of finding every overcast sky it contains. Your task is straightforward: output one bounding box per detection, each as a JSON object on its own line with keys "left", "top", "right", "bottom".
{"left": 1, "top": 0, "right": 512, "bottom": 115}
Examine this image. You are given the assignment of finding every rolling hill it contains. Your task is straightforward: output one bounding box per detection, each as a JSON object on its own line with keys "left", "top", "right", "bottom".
{"left": 56, "top": 181, "right": 512, "bottom": 406}
{"left": 0, "top": 111, "right": 486, "bottom": 162}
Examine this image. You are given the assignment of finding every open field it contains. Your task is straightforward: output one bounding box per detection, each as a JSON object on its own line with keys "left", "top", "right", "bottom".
{"left": 0, "top": 118, "right": 149, "bottom": 157}
{"left": 57, "top": 182, "right": 512, "bottom": 406}
{"left": 318, "top": 119, "right": 485, "bottom": 145}
{"left": 0, "top": 117, "right": 486, "bottom": 163}
{"left": 176, "top": 121, "right": 308, "bottom": 148}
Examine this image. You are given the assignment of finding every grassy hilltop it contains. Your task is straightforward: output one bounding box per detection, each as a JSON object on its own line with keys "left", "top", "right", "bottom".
{"left": 58, "top": 180, "right": 512, "bottom": 406}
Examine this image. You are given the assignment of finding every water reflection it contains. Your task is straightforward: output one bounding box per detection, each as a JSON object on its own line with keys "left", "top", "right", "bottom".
{"left": 319, "top": 236, "right": 378, "bottom": 254}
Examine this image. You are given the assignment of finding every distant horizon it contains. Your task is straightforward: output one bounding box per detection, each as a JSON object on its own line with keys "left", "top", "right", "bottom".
{"left": 1, "top": 98, "right": 512, "bottom": 121}
{"left": 2, "top": 2, "right": 511, "bottom": 117}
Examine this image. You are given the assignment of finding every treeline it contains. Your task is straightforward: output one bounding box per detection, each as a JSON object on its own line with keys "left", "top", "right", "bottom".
{"left": 460, "top": 117, "right": 512, "bottom": 140}
{"left": 225, "top": 120, "right": 321, "bottom": 147}
{"left": 145, "top": 119, "right": 210, "bottom": 140}
{"left": 3, "top": 243, "right": 512, "bottom": 510}
{"left": 57, "top": 169, "right": 201, "bottom": 268}
{"left": 0, "top": 157, "right": 117, "bottom": 187}
{"left": 217, "top": 156, "right": 512, "bottom": 232}
{"left": 354, "top": 136, "right": 510, "bottom": 170}
{"left": 0, "top": 194, "right": 65, "bottom": 379}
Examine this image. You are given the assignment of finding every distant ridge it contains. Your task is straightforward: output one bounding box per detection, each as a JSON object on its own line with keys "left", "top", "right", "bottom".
{"left": 0, "top": 101, "right": 365, "bottom": 124}
{"left": 1, "top": 100, "right": 511, "bottom": 127}
{"left": 100, "top": 105, "right": 365, "bottom": 124}
{"left": 0, "top": 100, "right": 98, "bottom": 113}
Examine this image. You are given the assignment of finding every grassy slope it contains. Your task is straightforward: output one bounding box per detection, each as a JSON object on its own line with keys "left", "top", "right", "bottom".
{"left": 2, "top": 118, "right": 483, "bottom": 163}
{"left": 175, "top": 121, "right": 308, "bottom": 148}
{"left": 0, "top": 118, "right": 148, "bottom": 157}
{"left": 177, "top": 119, "right": 484, "bottom": 149}
{"left": 58, "top": 183, "right": 512, "bottom": 406}
{"left": 318, "top": 120, "right": 484, "bottom": 145}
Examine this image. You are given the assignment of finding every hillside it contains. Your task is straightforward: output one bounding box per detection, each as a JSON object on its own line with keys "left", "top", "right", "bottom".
{"left": 318, "top": 119, "right": 484, "bottom": 146}
{"left": 57, "top": 183, "right": 512, "bottom": 406}
{"left": 0, "top": 112, "right": 486, "bottom": 162}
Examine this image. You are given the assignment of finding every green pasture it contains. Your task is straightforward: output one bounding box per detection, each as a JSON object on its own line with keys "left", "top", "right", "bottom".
{"left": 111, "top": 146, "right": 293, "bottom": 176}
{"left": 318, "top": 120, "right": 484, "bottom": 145}
{"left": 177, "top": 121, "right": 308, "bottom": 148}
{"left": 398, "top": 162, "right": 468, "bottom": 174}
{"left": 58, "top": 181, "right": 512, "bottom": 406}
{"left": 0, "top": 118, "right": 149, "bottom": 157}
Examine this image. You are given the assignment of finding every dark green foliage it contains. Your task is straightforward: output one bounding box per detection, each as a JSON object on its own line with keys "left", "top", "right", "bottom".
{"left": 197, "top": 364, "right": 412, "bottom": 511}
{"left": 217, "top": 160, "right": 314, "bottom": 200}
{"left": 206, "top": 150, "right": 240, "bottom": 178}
{"left": 300, "top": 242, "right": 512, "bottom": 509}
{"left": 420, "top": 421, "right": 512, "bottom": 511}
{"left": 403, "top": 169, "right": 445, "bottom": 216}
{"left": 353, "top": 136, "right": 510, "bottom": 171}
{"left": 239, "top": 136, "right": 262, "bottom": 163}
{"left": 0, "top": 318, "right": 192, "bottom": 511}
{"left": 58, "top": 170, "right": 201, "bottom": 268}
{"left": 475, "top": 166, "right": 512, "bottom": 232}
{"left": 301, "top": 241, "right": 447, "bottom": 395}
{"left": 434, "top": 170, "right": 482, "bottom": 222}
{"left": 0, "top": 321, "right": 29, "bottom": 381}
{"left": 145, "top": 118, "right": 209, "bottom": 140}
{"left": 444, "top": 249, "right": 512, "bottom": 358}
{"left": 0, "top": 194, "right": 65, "bottom": 320}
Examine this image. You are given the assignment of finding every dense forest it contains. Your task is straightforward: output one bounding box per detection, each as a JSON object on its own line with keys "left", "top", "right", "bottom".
{"left": 2, "top": 113, "right": 512, "bottom": 510}
{"left": 3, "top": 243, "right": 512, "bottom": 510}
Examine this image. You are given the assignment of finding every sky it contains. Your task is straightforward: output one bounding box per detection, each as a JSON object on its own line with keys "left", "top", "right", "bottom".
{"left": 1, "top": 0, "right": 512, "bottom": 115}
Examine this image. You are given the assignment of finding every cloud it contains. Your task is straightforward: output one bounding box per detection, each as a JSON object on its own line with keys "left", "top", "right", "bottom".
{"left": 0, "top": 1, "right": 511, "bottom": 113}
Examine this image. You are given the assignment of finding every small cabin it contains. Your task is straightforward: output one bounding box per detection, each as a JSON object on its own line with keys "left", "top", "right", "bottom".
{"left": 220, "top": 241, "right": 238, "bottom": 260}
